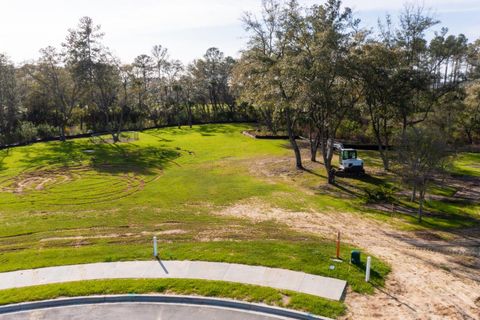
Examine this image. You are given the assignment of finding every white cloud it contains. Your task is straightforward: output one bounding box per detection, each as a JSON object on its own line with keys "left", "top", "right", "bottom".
{"left": 0, "top": 0, "right": 479, "bottom": 64}
{"left": 342, "top": 0, "right": 480, "bottom": 12}
{"left": 0, "top": 0, "right": 263, "bottom": 63}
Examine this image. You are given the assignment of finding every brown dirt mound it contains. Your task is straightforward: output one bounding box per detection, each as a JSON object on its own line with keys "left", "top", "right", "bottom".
{"left": 216, "top": 200, "right": 480, "bottom": 320}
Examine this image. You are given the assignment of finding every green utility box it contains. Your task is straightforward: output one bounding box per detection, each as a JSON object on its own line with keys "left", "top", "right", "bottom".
{"left": 351, "top": 250, "right": 361, "bottom": 265}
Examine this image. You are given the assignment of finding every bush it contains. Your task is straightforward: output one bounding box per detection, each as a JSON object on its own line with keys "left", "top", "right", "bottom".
{"left": 36, "top": 123, "right": 57, "bottom": 139}
{"left": 363, "top": 185, "right": 395, "bottom": 204}
{"left": 15, "top": 122, "right": 38, "bottom": 144}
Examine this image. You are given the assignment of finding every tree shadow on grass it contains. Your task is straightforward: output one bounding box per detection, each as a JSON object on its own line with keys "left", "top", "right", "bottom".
{"left": 355, "top": 173, "right": 387, "bottom": 186}
{"left": 196, "top": 124, "right": 241, "bottom": 136}
{"left": 146, "top": 124, "right": 242, "bottom": 138}
{"left": 332, "top": 180, "right": 367, "bottom": 199}
{"left": 19, "top": 141, "right": 88, "bottom": 168}
{"left": 203, "top": 124, "right": 242, "bottom": 136}
{"left": 396, "top": 195, "right": 479, "bottom": 224}
{"left": 303, "top": 168, "right": 327, "bottom": 179}
{"left": 90, "top": 143, "right": 181, "bottom": 175}
{"left": 19, "top": 140, "right": 181, "bottom": 176}
{"left": 280, "top": 140, "right": 309, "bottom": 151}
{"left": 142, "top": 131, "right": 174, "bottom": 142}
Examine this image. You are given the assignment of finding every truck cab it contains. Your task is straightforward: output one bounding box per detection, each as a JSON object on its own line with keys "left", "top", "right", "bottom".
{"left": 339, "top": 148, "right": 365, "bottom": 174}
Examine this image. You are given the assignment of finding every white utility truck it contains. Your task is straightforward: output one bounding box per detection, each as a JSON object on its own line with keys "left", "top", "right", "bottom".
{"left": 333, "top": 142, "right": 365, "bottom": 176}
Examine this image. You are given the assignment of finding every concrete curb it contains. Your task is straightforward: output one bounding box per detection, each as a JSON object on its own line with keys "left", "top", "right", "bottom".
{"left": 0, "top": 295, "right": 333, "bottom": 320}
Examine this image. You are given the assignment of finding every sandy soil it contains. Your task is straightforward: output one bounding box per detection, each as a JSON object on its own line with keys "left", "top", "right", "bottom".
{"left": 0, "top": 165, "right": 155, "bottom": 204}
{"left": 39, "top": 230, "right": 188, "bottom": 243}
{"left": 1, "top": 170, "right": 74, "bottom": 193}
{"left": 218, "top": 201, "right": 480, "bottom": 320}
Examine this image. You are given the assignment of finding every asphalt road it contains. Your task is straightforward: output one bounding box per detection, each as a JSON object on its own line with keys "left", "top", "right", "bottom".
{"left": 0, "top": 302, "right": 296, "bottom": 320}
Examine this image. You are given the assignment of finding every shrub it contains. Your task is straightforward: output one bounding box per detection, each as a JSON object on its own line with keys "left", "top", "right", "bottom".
{"left": 15, "top": 122, "right": 38, "bottom": 144}
{"left": 36, "top": 123, "right": 57, "bottom": 139}
{"left": 363, "top": 185, "right": 395, "bottom": 204}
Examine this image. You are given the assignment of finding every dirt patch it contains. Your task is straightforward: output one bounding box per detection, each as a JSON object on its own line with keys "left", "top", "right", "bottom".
{"left": 243, "top": 155, "right": 333, "bottom": 198}
{"left": 216, "top": 200, "right": 480, "bottom": 320}
{"left": 246, "top": 156, "right": 303, "bottom": 179}
{"left": 1, "top": 168, "right": 77, "bottom": 194}
{"left": 194, "top": 224, "right": 254, "bottom": 242}
{"left": 445, "top": 176, "right": 480, "bottom": 202}
{"left": 412, "top": 230, "right": 446, "bottom": 241}
{"left": 281, "top": 293, "right": 292, "bottom": 305}
{"left": 0, "top": 165, "right": 162, "bottom": 205}
{"left": 143, "top": 229, "right": 188, "bottom": 236}
{"left": 39, "top": 234, "right": 124, "bottom": 242}
{"left": 40, "top": 229, "right": 189, "bottom": 242}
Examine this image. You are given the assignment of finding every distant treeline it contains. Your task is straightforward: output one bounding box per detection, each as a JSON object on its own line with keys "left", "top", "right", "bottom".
{"left": 0, "top": 16, "right": 256, "bottom": 146}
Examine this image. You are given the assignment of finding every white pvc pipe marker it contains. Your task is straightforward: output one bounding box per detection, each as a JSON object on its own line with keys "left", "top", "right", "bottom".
{"left": 153, "top": 236, "right": 158, "bottom": 257}
{"left": 365, "top": 256, "right": 371, "bottom": 282}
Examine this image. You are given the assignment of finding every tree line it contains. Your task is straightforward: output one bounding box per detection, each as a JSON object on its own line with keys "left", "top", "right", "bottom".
{"left": 0, "top": 17, "right": 248, "bottom": 145}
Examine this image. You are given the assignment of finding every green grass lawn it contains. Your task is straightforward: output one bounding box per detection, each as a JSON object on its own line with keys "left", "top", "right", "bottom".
{"left": 0, "top": 279, "right": 346, "bottom": 318}
{"left": 451, "top": 152, "right": 480, "bottom": 177}
{"left": 332, "top": 150, "right": 480, "bottom": 230}
{"left": 0, "top": 123, "right": 478, "bottom": 314}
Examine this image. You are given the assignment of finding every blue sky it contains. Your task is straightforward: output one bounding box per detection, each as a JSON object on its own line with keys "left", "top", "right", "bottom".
{"left": 1, "top": 0, "right": 479, "bottom": 65}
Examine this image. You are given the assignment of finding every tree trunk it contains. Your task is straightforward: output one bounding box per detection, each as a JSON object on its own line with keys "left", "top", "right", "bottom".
{"left": 203, "top": 104, "right": 210, "bottom": 120}
{"left": 374, "top": 122, "right": 389, "bottom": 171}
{"left": 228, "top": 102, "right": 236, "bottom": 121}
{"left": 112, "top": 122, "right": 122, "bottom": 143}
{"left": 466, "top": 129, "right": 473, "bottom": 145}
{"left": 368, "top": 107, "right": 390, "bottom": 171}
{"left": 106, "top": 108, "right": 124, "bottom": 144}
{"left": 327, "top": 167, "right": 335, "bottom": 184}
{"left": 321, "top": 138, "right": 336, "bottom": 185}
{"left": 310, "top": 139, "right": 319, "bottom": 162}
{"left": 285, "top": 108, "right": 303, "bottom": 170}
{"left": 380, "top": 150, "right": 389, "bottom": 171}
{"left": 411, "top": 184, "right": 417, "bottom": 202}
{"left": 418, "top": 198, "right": 423, "bottom": 223}
{"left": 379, "top": 119, "right": 390, "bottom": 171}
{"left": 309, "top": 126, "right": 320, "bottom": 162}
{"left": 402, "top": 115, "right": 408, "bottom": 137}
{"left": 112, "top": 132, "right": 120, "bottom": 143}
{"left": 59, "top": 125, "right": 66, "bottom": 142}
{"left": 418, "top": 188, "right": 425, "bottom": 223}
{"left": 188, "top": 103, "right": 193, "bottom": 128}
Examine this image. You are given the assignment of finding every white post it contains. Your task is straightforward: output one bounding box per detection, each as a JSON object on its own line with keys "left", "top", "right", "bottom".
{"left": 365, "top": 256, "right": 371, "bottom": 282}
{"left": 153, "top": 236, "right": 158, "bottom": 257}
